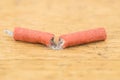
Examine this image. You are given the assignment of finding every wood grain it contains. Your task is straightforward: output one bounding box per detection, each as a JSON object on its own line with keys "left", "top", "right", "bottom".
{"left": 0, "top": 0, "right": 120, "bottom": 80}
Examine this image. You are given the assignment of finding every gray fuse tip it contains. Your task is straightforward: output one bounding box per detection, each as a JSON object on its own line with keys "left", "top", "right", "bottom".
{"left": 4, "top": 30, "right": 13, "bottom": 37}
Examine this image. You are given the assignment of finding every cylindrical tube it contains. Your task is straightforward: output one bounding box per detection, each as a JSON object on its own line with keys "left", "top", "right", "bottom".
{"left": 14, "top": 27, "right": 54, "bottom": 47}
{"left": 59, "top": 28, "right": 107, "bottom": 48}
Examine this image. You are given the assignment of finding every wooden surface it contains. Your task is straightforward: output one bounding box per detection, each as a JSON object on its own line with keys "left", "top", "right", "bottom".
{"left": 0, "top": 0, "right": 120, "bottom": 80}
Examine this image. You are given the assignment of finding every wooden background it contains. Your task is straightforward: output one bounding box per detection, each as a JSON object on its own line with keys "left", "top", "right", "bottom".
{"left": 0, "top": 0, "right": 120, "bottom": 80}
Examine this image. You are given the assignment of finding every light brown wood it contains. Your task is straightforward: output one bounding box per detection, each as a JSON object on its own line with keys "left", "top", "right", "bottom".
{"left": 0, "top": 0, "right": 120, "bottom": 80}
